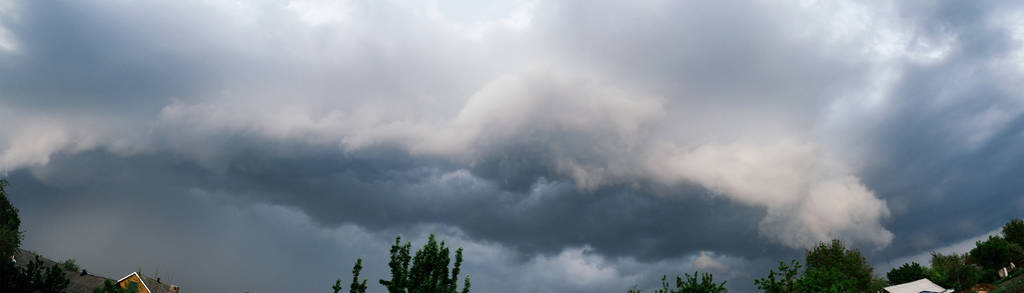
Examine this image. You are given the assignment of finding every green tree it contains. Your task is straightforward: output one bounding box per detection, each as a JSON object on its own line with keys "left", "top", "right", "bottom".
{"left": 929, "top": 252, "right": 982, "bottom": 291}
{"left": 869, "top": 277, "right": 890, "bottom": 293}
{"left": 969, "top": 236, "right": 1013, "bottom": 271}
{"left": 886, "top": 262, "right": 927, "bottom": 284}
{"left": 0, "top": 179, "right": 23, "bottom": 259}
{"left": 93, "top": 279, "right": 138, "bottom": 293}
{"left": 350, "top": 258, "right": 368, "bottom": 293}
{"left": 754, "top": 259, "right": 801, "bottom": 293}
{"left": 802, "top": 239, "right": 873, "bottom": 292}
{"left": 798, "top": 266, "right": 856, "bottom": 293}
{"left": 333, "top": 279, "right": 344, "bottom": 293}
{"left": 379, "top": 234, "right": 470, "bottom": 293}
{"left": 333, "top": 258, "right": 368, "bottom": 293}
{"left": 14, "top": 255, "right": 71, "bottom": 293}
{"left": 628, "top": 271, "right": 726, "bottom": 293}
{"left": 676, "top": 271, "right": 727, "bottom": 293}
{"left": 1004, "top": 219, "right": 1024, "bottom": 248}
{"left": 1010, "top": 242, "right": 1024, "bottom": 264}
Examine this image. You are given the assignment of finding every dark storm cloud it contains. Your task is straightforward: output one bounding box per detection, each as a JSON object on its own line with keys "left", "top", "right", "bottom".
{"left": 4, "top": 0, "right": 1024, "bottom": 292}
{"left": 7, "top": 149, "right": 782, "bottom": 292}
{"left": 853, "top": 1, "right": 1024, "bottom": 257}
{"left": 20, "top": 145, "right": 781, "bottom": 261}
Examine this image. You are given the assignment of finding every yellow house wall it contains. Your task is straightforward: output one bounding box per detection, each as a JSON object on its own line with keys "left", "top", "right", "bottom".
{"left": 117, "top": 274, "right": 150, "bottom": 293}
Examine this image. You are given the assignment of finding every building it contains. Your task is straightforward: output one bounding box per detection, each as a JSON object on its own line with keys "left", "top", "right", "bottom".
{"left": 116, "top": 272, "right": 180, "bottom": 293}
{"left": 882, "top": 278, "right": 954, "bottom": 293}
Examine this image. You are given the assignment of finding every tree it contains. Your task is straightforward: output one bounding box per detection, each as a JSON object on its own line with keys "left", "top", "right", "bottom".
{"left": 676, "top": 271, "right": 727, "bottom": 293}
{"left": 886, "top": 262, "right": 927, "bottom": 284}
{"left": 0, "top": 180, "right": 69, "bottom": 293}
{"left": 798, "top": 266, "right": 856, "bottom": 293}
{"left": 802, "top": 239, "right": 873, "bottom": 292}
{"left": 333, "top": 258, "right": 368, "bottom": 293}
{"left": 0, "top": 179, "right": 23, "bottom": 259}
{"left": 754, "top": 259, "right": 801, "bottom": 293}
{"left": 7, "top": 255, "right": 71, "bottom": 293}
{"left": 628, "top": 271, "right": 726, "bottom": 293}
{"left": 379, "top": 234, "right": 470, "bottom": 293}
{"left": 40, "top": 260, "right": 71, "bottom": 293}
{"left": 969, "top": 236, "right": 1013, "bottom": 271}
{"left": 1004, "top": 219, "right": 1024, "bottom": 248}
{"left": 1010, "top": 242, "right": 1024, "bottom": 264}
{"left": 869, "top": 277, "right": 890, "bottom": 293}
{"left": 333, "top": 279, "right": 343, "bottom": 293}
{"left": 929, "top": 252, "right": 983, "bottom": 291}
{"left": 350, "top": 258, "right": 368, "bottom": 293}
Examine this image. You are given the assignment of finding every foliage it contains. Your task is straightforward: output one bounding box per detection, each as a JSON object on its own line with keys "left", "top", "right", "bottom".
{"left": 0, "top": 179, "right": 23, "bottom": 259}
{"left": 1, "top": 255, "right": 71, "bottom": 293}
{"left": 1011, "top": 243, "right": 1024, "bottom": 264}
{"left": 1004, "top": 219, "right": 1024, "bottom": 249}
{"left": 93, "top": 279, "right": 139, "bottom": 293}
{"left": 798, "top": 266, "right": 858, "bottom": 292}
{"left": 802, "top": 239, "right": 873, "bottom": 292}
{"left": 754, "top": 260, "right": 801, "bottom": 293}
{"left": 886, "top": 262, "right": 928, "bottom": 284}
{"left": 62, "top": 258, "right": 81, "bottom": 272}
{"left": 350, "top": 258, "right": 368, "bottom": 293}
{"left": 332, "top": 258, "right": 369, "bottom": 293}
{"left": 676, "top": 271, "right": 727, "bottom": 293}
{"left": 869, "top": 277, "right": 890, "bottom": 293}
{"left": 628, "top": 271, "right": 727, "bottom": 293}
{"left": 971, "top": 236, "right": 1015, "bottom": 271}
{"left": 333, "top": 278, "right": 344, "bottom": 293}
{"left": 929, "top": 252, "right": 983, "bottom": 291}
{"left": 379, "top": 234, "right": 470, "bottom": 293}
{"left": 0, "top": 180, "right": 69, "bottom": 293}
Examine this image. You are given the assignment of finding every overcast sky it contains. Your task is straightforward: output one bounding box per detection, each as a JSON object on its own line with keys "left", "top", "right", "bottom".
{"left": 3, "top": 0, "right": 1024, "bottom": 292}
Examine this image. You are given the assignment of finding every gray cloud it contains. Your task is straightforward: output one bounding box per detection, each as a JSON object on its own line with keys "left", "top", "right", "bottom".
{"left": 3, "top": 0, "right": 1024, "bottom": 292}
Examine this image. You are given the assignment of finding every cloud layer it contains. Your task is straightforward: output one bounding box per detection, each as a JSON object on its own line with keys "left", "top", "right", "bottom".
{"left": 3, "top": 0, "right": 1024, "bottom": 292}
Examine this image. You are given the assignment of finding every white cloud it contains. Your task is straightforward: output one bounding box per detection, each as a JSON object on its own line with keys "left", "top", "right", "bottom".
{"left": 287, "top": 0, "right": 352, "bottom": 26}
{"left": 650, "top": 141, "right": 893, "bottom": 249}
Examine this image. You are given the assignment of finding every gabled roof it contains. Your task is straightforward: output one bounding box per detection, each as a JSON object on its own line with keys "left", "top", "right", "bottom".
{"left": 116, "top": 272, "right": 153, "bottom": 293}
{"left": 116, "top": 271, "right": 177, "bottom": 293}
{"left": 883, "top": 278, "right": 953, "bottom": 293}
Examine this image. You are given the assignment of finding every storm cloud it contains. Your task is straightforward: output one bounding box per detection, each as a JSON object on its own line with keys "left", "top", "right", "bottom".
{"left": 3, "top": 0, "right": 1024, "bottom": 292}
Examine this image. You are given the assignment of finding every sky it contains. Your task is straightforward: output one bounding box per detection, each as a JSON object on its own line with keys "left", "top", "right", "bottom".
{"left": 2, "top": 0, "right": 1024, "bottom": 292}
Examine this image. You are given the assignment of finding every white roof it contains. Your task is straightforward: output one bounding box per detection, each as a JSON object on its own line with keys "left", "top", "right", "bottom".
{"left": 883, "top": 278, "right": 953, "bottom": 293}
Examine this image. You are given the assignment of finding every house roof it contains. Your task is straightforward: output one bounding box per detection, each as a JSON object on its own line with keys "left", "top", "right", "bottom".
{"left": 883, "top": 278, "right": 953, "bottom": 293}
{"left": 14, "top": 249, "right": 107, "bottom": 293}
{"left": 117, "top": 272, "right": 177, "bottom": 293}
